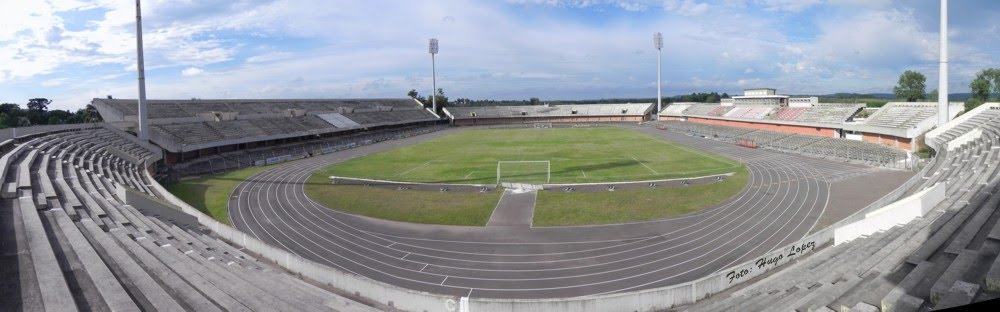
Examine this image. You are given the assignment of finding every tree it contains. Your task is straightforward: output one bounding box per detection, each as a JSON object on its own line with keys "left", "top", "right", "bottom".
{"left": 27, "top": 98, "right": 50, "bottom": 111}
{"left": 426, "top": 88, "right": 449, "bottom": 113}
{"left": 970, "top": 76, "right": 990, "bottom": 101}
{"left": 0, "top": 113, "right": 8, "bottom": 129}
{"left": 529, "top": 97, "right": 541, "bottom": 105}
{"left": 407, "top": 89, "right": 420, "bottom": 100}
{"left": 26, "top": 98, "right": 51, "bottom": 124}
{"left": 892, "top": 70, "right": 926, "bottom": 102}
{"left": 928, "top": 89, "right": 938, "bottom": 102}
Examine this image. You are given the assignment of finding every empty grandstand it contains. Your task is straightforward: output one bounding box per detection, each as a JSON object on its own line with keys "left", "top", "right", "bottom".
{"left": 443, "top": 103, "right": 655, "bottom": 125}
{"left": 686, "top": 103, "right": 1000, "bottom": 311}
{"left": 658, "top": 88, "right": 966, "bottom": 153}
{"left": 92, "top": 98, "right": 441, "bottom": 163}
{"left": 0, "top": 128, "right": 381, "bottom": 311}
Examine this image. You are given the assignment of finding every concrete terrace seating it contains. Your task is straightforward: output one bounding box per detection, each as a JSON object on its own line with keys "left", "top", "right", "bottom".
{"left": 659, "top": 121, "right": 909, "bottom": 167}
{"left": 772, "top": 107, "right": 808, "bottom": 121}
{"left": 0, "top": 128, "right": 378, "bottom": 311}
{"left": 660, "top": 103, "right": 692, "bottom": 115}
{"left": 931, "top": 109, "right": 1000, "bottom": 147}
{"left": 686, "top": 111, "right": 1000, "bottom": 311}
{"left": 865, "top": 102, "right": 938, "bottom": 129}
{"left": 170, "top": 125, "right": 447, "bottom": 178}
{"left": 706, "top": 106, "right": 732, "bottom": 116}
{"left": 796, "top": 103, "right": 864, "bottom": 124}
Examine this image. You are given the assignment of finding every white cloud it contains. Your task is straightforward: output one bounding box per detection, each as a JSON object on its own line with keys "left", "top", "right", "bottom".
{"left": 662, "top": 0, "right": 709, "bottom": 16}
{"left": 754, "top": 0, "right": 822, "bottom": 12}
{"left": 181, "top": 67, "right": 205, "bottom": 76}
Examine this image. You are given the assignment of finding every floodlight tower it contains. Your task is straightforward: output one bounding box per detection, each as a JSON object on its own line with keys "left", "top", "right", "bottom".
{"left": 938, "top": 0, "right": 949, "bottom": 126}
{"left": 429, "top": 38, "right": 439, "bottom": 115}
{"left": 135, "top": 0, "right": 149, "bottom": 142}
{"left": 654, "top": 32, "right": 663, "bottom": 119}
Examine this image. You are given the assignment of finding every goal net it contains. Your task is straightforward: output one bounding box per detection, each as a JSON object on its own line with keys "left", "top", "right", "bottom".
{"left": 533, "top": 122, "right": 553, "bottom": 129}
{"left": 496, "top": 161, "right": 551, "bottom": 185}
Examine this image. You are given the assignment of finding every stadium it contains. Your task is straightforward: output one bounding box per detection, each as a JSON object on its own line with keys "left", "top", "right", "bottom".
{"left": 4, "top": 1, "right": 1000, "bottom": 312}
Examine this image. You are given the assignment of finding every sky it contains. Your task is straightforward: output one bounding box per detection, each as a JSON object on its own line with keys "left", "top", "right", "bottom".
{"left": 1, "top": 0, "right": 997, "bottom": 111}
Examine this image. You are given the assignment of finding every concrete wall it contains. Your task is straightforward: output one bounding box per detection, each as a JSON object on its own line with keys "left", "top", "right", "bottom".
{"left": 862, "top": 132, "right": 916, "bottom": 152}
{"left": 947, "top": 128, "right": 984, "bottom": 151}
{"left": 834, "top": 182, "right": 945, "bottom": 245}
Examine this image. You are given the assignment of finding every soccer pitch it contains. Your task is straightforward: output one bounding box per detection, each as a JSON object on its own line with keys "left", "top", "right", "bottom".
{"left": 320, "top": 127, "right": 741, "bottom": 184}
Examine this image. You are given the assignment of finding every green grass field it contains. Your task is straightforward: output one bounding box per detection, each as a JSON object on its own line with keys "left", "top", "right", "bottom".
{"left": 321, "top": 127, "right": 740, "bottom": 184}
{"left": 533, "top": 166, "right": 749, "bottom": 226}
{"left": 169, "top": 127, "right": 749, "bottom": 227}
{"left": 167, "top": 165, "right": 276, "bottom": 225}
{"left": 303, "top": 175, "right": 502, "bottom": 226}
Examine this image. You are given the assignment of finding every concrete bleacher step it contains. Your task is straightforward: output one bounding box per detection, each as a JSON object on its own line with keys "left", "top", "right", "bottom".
{"left": 929, "top": 249, "right": 978, "bottom": 304}
{"left": 792, "top": 274, "right": 865, "bottom": 312}
{"left": 76, "top": 216, "right": 186, "bottom": 311}
{"left": 881, "top": 260, "right": 934, "bottom": 311}
{"left": 942, "top": 189, "right": 998, "bottom": 255}
{"left": 111, "top": 231, "right": 230, "bottom": 312}
{"left": 906, "top": 196, "right": 980, "bottom": 265}
{"left": 933, "top": 280, "right": 979, "bottom": 310}
{"left": 180, "top": 244, "right": 329, "bottom": 311}
{"left": 46, "top": 205, "right": 138, "bottom": 311}
{"left": 14, "top": 195, "right": 78, "bottom": 312}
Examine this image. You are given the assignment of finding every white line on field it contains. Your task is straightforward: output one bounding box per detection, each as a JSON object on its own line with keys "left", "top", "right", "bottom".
{"left": 581, "top": 170, "right": 587, "bottom": 178}
{"left": 394, "top": 161, "right": 432, "bottom": 177}
{"left": 464, "top": 171, "right": 476, "bottom": 179}
{"left": 631, "top": 155, "right": 659, "bottom": 175}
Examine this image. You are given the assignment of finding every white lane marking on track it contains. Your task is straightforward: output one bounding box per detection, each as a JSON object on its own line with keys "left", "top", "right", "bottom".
{"left": 420, "top": 263, "right": 429, "bottom": 272}
{"left": 231, "top": 130, "right": 832, "bottom": 293}
{"left": 441, "top": 276, "right": 449, "bottom": 285}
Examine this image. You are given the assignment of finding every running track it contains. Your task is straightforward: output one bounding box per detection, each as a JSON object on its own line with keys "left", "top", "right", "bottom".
{"left": 228, "top": 126, "right": 897, "bottom": 299}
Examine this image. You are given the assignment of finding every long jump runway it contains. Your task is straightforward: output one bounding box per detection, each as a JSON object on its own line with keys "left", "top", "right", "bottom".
{"left": 227, "top": 127, "right": 900, "bottom": 299}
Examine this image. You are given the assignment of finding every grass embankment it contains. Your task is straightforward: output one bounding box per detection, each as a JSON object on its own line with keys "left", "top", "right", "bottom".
{"left": 302, "top": 174, "right": 502, "bottom": 226}
{"left": 167, "top": 165, "right": 275, "bottom": 225}
{"left": 532, "top": 166, "right": 749, "bottom": 226}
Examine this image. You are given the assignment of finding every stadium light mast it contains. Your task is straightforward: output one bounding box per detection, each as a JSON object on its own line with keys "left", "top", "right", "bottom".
{"left": 429, "top": 38, "right": 439, "bottom": 115}
{"left": 938, "top": 0, "right": 949, "bottom": 126}
{"left": 135, "top": 0, "right": 149, "bottom": 142}
{"left": 654, "top": 32, "right": 663, "bottom": 119}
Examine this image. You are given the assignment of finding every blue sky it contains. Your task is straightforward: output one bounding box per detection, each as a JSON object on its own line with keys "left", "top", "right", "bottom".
{"left": 1, "top": 0, "right": 997, "bottom": 111}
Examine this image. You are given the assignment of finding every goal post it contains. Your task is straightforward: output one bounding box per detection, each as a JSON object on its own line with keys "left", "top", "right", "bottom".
{"left": 496, "top": 161, "right": 551, "bottom": 185}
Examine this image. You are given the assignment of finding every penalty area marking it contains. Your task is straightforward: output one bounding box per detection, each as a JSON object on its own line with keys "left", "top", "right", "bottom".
{"left": 464, "top": 171, "right": 477, "bottom": 179}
